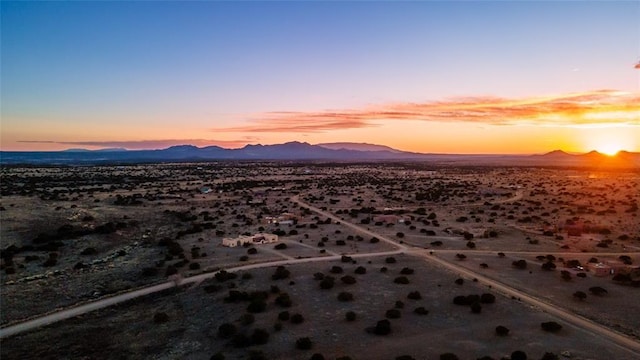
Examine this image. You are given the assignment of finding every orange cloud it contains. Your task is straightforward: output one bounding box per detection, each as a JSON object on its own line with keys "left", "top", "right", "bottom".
{"left": 213, "top": 90, "right": 640, "bottom": 133}
{"left": 215, "top": 115, "right": 376, "bottom": 133}
{"left": 18, "top": 138, "right": 253, "bottom": 150}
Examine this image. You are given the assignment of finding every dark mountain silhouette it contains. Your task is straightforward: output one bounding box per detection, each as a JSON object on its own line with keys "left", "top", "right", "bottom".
{"left": 316, "top": 142, "right": 403, "bottom": 153}
{"left": 540, "top": 150, "right": 571, "bottom": 158}
{"left": 1, "top": 142, "right": 638, "bottom": 167}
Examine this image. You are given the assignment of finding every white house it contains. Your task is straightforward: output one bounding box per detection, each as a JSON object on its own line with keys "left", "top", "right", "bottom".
{"left": 221, "top": 233, "right": 278, "bottom": 247}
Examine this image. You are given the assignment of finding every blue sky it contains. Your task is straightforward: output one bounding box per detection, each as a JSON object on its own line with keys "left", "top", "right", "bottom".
{"left": 2, "top": 1, "right": 639, "bottom": 153}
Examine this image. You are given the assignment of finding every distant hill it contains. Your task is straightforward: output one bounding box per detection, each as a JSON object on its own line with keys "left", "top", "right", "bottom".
{"left": 63, "top": 148, "right": 127, "bottom": 152}
{"left": 316, "top": 142, "right": 403, "bottom": 153}
{"left": 1, "top": 143, "right": 638, "bottom": 168}
{"left": 529, "top": 149, "right": 640, "bottom": 168}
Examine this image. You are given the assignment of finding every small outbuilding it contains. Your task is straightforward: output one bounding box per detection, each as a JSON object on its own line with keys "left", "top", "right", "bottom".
{"left": 587, "top": 262, "right": 612, "bottom": 277}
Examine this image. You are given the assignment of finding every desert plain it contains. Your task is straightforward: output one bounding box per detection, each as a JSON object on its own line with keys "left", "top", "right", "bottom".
{"left": 1, "top": 162, "right": 639, "bottom": 360}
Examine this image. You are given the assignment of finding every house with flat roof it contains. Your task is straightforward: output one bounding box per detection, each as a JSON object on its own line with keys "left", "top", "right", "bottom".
{"left": 221, "top": 233, "right": 278, "bottom": 247}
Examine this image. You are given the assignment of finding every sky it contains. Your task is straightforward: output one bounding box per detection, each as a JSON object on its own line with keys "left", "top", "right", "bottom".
{"left": 1, "top": 1, "right": 639, "bottom": 154}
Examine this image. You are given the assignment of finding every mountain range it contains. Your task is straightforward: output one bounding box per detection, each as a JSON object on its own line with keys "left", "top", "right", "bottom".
{"left": 1, "top": 142, "right": 638, "bottom": 168}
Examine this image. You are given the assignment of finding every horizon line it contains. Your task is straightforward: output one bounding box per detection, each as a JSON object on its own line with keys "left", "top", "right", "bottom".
{"left": 1, "top": 141, "right": 636, "bottom": 157}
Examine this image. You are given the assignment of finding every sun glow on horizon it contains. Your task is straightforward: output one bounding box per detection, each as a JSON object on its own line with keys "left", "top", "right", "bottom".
{"left": 597, "top": 144, "right": 623, "bottom": 156}
{"left": 581, "top": 126, "right": 637, "bottom": 156}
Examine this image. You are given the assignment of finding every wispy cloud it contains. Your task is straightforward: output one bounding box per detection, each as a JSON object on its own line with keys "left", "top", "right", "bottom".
{"left": 214, "top": 116, "right": 376, "bottom": 133}
{"left": 213, "top": 90, "right": 640, "bottom": 133}
{"left": 18, "top": 138, "right": 252, "bottom": 150}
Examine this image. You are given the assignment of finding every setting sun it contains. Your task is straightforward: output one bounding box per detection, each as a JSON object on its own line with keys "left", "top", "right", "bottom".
{"left": 597, "top": 144, "right": 623, "bottom": 156}
{"left": 581, "top": 127, "right": 636, "bottom": 156}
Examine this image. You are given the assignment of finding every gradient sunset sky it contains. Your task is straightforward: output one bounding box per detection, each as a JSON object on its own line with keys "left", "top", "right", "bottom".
{"left": 2, "top": 1, "right": 639, "bottom": 154}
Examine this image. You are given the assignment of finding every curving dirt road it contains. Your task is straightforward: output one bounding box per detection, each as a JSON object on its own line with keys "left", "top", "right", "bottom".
{"left": 0, "top": 249, "right": 402, "bottom": 339}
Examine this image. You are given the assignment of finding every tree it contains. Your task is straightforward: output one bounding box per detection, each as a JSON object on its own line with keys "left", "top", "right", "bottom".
{"left": 251, "top": 328, "right": 270, "bottom": 345}
{"left": 278, "top": 311, "right": 290, "bottom": 321}
{"left": 572, "top": 291, "right": 587, "bottom": 301}
{"left": 231, "top": 333, "right": 252, "bottom": 348}
{"left": 385, "top": 309, "right": 401, "bottom": 319}
{"left": 240, "top": 313, "right": 255, "bottom": 326}
{"left": 153, "top": 312, "right": 169, "bottom": 324}
{"left": 371, "top": 319, "right": 391, "bottom": 335}
{"left": 272, "top": 266, "right": 291, "bottom": 280}
{"left": 540, "top": 353, "right": 559, "bottom": 360}
{"left": 395, "top": 356, "right": 416, "bottom": 360}
{"left": 296, "top": 337, "right": 313, "bottom": 350}
{"left": 439, "top": 354, "right": 459, "bottom": 360}
{"left": 341, "top": 275, "right": 357, "bottom": 285}
{"left": 414, "top": 307, "right": 429, "bottom": 315}
{"left": 510, "top": 350, "right": 527, "bottom": 360}
{"left": 455, "top": 253, "right": 467, "bottom": 260}
{"left": 243, "top": 294, "right": 265, "bottom": 311}
{"left": 400, "top": 267, "right": 414, "bottom": 275}
{"left": 480, "top": 293, "right": 496, "bottom": 304}
{"left": 394, "top": 276, "right": 410, "bottom": 284}
{"left": 355, "top": 266, "right": 367, "bottom": 274}
{"left": 495, "top": 325, "right": 509, "bottom": 336}
{"left": 248, "top": 350, "right": 267, "bottom": 360}
{"left": 407, "top": 291, "right": 422, "bottom": 300}
{"left": 619, "top": 255, "right": 633, "bottom": 265}
{"left": 319, "top": 277, "right": 335, "bottom": 289}
{"left": 337, "top": 292, "right": 354, "bottom": 302}
{"left": 512, "top": 260, "right": 527, "bottom": 269}
{"left": 589, "top": 286, "right": 608, "bottom": 296}
{"left": 210, "top": 352, "right": 225, "bottom": 360}
{"left": 541, "top": 321, "right": 562, "bottom": 332}
{"left": 541, "top": 261, "right": 556, "bottom": 271}
{"left": 453, "top": 296, "right": 469, "bottom": 306}
{"left": 345, "top": 311, "right": 357, "bottom": 321}
{"left": 275, "top": 292, "right": 293, "bottom": 307}
{"left": 470, "top": 302, "right": 482, "bottom": 313}
{"left": 165, "top": 265, "right": 178, "bottom": 276}
{"left": 291, "top": 313, "right": 304, "bottom": 324}
{"left": 385, "top": 257, "right": 397, "bottom": 264}
{"left": 218, "top": 323, "right": 237, "bottom": 338}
